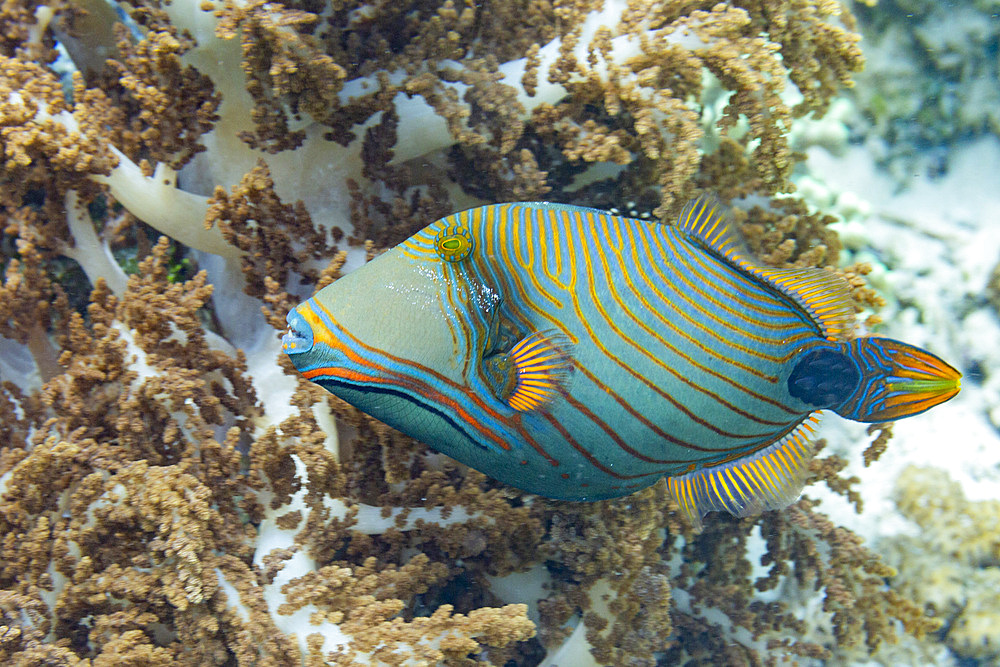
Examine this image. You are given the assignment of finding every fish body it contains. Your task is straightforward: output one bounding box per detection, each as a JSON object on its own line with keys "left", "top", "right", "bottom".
{"left": 284, "top": 200, "right": 960, "bottom": 525}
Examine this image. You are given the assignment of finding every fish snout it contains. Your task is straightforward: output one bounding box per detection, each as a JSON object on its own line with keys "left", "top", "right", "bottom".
{"left": 282, "top": 308, "right": 314, "bottom": 355}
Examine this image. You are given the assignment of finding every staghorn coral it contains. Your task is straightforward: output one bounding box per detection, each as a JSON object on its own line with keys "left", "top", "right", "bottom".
{"left": 0, "top": 0, "right": 935, "bottom": 664}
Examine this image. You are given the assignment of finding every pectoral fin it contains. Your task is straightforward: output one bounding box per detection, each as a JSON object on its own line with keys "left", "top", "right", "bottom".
{"left": 484, "top": 330, "right": 574, "bottom": 412}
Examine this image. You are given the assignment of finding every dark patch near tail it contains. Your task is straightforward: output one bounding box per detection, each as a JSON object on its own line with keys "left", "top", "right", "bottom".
{"left": 788, "top": 348, "right": 859, "bottom": 408}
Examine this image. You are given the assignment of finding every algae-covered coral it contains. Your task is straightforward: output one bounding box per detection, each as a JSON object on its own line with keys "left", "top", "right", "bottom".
{"left": 851, "top": 0, "right": 1000, "bottom": 176}
{"left": 885, "top": 466, "right": 1000, "bottom": 662}
{"left": 0, "top": 0, "right": 944, "bottom": 664}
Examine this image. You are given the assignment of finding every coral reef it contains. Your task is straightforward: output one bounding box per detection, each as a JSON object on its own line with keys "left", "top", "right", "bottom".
{"left": 988, "top": 254, "right": 1000, "bottom": 316}
{"left": 0, "top": 0, "right": 941, "bottom": 664}
{"left": 884, "top": 466, "right": 1000, "bottom": 662}
{"left": 851, "top": 0, "right": 1000, "bottom": 177}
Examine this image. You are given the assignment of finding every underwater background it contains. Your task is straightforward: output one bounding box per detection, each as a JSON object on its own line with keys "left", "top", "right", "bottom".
{"left": 0, "top": 0, "right": 997, "bottom": 665}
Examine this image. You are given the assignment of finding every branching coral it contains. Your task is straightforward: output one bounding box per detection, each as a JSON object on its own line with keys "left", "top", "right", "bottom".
{"left": 0, "top": 0, "right": 934, "bottom": 664}
{"left": 0, "top": 241, "right": 536, "bottom": 665}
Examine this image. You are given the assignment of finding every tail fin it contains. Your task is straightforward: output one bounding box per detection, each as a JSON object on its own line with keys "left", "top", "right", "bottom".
{"left": 834, "top": 337, "right": 961, "bottom": 422}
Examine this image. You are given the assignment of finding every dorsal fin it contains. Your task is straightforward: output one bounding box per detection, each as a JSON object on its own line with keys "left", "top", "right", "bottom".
{"left": 674, "top": 197, "right": 855, "bottom": 341}
{"left": 746, "top": 266, "right": 855, "bottom": 340}
{"left": 674, "top": 196, "right": 750, "bottom": 264}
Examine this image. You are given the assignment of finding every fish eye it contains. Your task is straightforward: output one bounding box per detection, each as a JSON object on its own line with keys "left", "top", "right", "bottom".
{"left": 434, "top": 225, "right": 474, "bottom": 262}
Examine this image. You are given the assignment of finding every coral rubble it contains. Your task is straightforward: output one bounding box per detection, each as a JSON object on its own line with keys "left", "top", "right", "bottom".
{"left": 885, "top": 466, "right": 1000, "bottom": 662}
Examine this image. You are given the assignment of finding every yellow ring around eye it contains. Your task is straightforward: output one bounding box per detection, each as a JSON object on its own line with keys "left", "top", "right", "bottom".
{"left": 434, "top": 225, "right": 474, "bottom": 262}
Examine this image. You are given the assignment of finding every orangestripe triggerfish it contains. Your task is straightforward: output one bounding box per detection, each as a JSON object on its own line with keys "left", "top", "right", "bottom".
{"left": 283, "top": 199, "right": 961, "bottom": 527}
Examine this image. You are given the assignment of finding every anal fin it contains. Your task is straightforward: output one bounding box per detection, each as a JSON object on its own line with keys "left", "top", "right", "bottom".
{"left": 667, "top": 414, "right": 820, "bottom": 530}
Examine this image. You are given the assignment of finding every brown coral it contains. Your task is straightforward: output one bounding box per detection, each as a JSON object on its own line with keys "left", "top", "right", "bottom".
{"left": 0, "top": 55, "right": 116, "bottom": 234}
{"left": 215, "top": 0, "right": 349, "bottom": 152}
{"left": 104, "top": 24, "right": 221, "bottom": 169}
{"left": 204, "top": 160, "right": 334, "bottom": 325}
{"left": 0, "top": 242, "right": 296, "bottom": 666}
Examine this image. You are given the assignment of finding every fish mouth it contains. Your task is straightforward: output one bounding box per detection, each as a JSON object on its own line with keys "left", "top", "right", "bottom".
{"left": 282, "top": 309, "right": 314, "bottom": 354}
